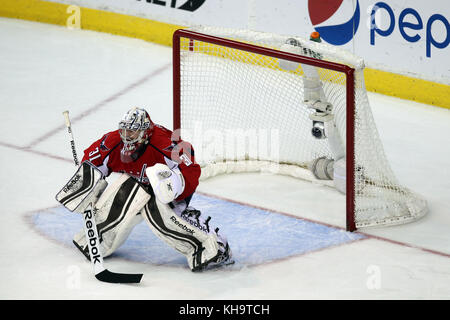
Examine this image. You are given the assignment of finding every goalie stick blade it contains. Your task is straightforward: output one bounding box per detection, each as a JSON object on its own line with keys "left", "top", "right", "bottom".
{"left": 95, "top": 269, "right": 143, "bottom": 284}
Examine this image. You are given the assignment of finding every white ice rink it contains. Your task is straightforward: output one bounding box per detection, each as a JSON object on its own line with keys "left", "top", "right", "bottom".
{"left": 0, "top": 18, "right": 449, "bottom": 300}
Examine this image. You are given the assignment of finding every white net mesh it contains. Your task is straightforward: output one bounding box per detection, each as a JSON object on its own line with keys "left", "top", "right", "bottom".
{"left": 176, "top": 26, "right": 427, "bottom": 228}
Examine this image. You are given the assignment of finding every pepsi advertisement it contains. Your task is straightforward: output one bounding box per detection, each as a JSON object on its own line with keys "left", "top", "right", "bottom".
{"left": 250, "top": 0, "right": 449, "bottom": 84}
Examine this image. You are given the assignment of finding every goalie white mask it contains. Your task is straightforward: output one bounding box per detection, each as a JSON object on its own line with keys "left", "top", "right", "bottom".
{"left": 118, "top": 107, "right": 154, "bottom": 163}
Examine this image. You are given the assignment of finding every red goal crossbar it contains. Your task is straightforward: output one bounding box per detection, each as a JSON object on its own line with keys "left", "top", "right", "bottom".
{"left": 172, "top": 29, "right": 356, "bottom": 231}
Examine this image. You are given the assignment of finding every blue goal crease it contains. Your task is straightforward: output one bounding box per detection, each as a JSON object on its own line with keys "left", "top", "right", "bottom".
{"left": 32, "top": 193, "right": 366, "bottom": 267}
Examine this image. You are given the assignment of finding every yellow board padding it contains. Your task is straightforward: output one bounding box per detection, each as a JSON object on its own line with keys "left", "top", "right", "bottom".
{"left": 0, "top": 0, "right": 183, "bottom": 46}
{"left": 0, "top": 0, "right": 68, "bottom": 26}
{"left": 364, "top": 68, "right": 450, "bottom": 109}
{"left": 80, "top": 7, "right": 183, "bottom": 47}
{"left": 1, "top": 0, "right": 449, "bottom": 109}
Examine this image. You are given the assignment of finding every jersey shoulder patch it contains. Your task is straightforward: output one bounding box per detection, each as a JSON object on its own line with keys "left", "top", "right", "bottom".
{"left": 101, "top": 130, "right": 121, "bottom": 150}
{"left": 150, "top": 126, "right": 174, "bottom": 149}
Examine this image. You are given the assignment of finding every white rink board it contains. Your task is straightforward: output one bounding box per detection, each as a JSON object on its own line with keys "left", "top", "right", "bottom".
{"left": 49, "top": 0, "right": 450, "bottom": 84}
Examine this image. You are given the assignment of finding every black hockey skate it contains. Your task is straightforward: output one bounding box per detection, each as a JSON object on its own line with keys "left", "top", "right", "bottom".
{"left": 211, "top": 241, "right": 235, "bottom": 268}
{"left": 192, "top": 239, "right": 235, "bottom": 272}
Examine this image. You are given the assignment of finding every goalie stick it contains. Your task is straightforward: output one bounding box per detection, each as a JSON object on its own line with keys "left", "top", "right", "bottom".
{"left": 62, "top": 110, "right": 143, "bottom": 284}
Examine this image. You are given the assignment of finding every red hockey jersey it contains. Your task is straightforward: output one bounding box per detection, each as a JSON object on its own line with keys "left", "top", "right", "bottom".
{"left": 81, "top": 124, "right": 201, "bottom": 201}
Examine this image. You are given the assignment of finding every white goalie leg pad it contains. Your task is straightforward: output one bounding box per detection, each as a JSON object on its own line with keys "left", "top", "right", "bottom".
{"left": 178, "top": 205, "right": 231, "bottom": 269}
{"left": 141, "top": 195, "right": 230, "bottom": 271}
{"left": 73, "top": 173, "right": 150, "bottom": 258}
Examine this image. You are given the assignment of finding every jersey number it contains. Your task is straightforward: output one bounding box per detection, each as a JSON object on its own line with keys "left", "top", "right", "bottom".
{"left": 89, "top": 147, "right": 101, "bottom": 162}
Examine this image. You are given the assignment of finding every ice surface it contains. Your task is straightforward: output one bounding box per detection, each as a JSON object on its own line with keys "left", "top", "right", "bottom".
{"left": 0, "top": 18, "right": 449, "bottom": 299}
{"left": 32, "top": 194, "right": 365, "bottom": 267}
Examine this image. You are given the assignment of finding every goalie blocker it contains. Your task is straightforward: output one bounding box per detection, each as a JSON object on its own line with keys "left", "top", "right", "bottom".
{"left": 56, "top": 161, "right": 233, "bottom": 272}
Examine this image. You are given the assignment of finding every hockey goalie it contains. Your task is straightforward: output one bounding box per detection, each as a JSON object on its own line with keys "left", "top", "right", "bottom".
{"left": 56, "top": 107, "right": 233, "bottom": 272}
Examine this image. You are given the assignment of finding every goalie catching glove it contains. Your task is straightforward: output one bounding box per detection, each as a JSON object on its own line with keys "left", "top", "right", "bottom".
{"left": 146, "top": 163, "right": 185, "bottom": 204}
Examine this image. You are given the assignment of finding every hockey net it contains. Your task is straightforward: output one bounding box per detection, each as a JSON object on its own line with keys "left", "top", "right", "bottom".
{"left": 172, "top": 27, "right": 427, "bottom": 231}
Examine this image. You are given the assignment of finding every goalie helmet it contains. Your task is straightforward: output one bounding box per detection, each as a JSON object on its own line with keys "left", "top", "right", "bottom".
{"left": 118, "top": 107, "right": 154, "bottom": 163}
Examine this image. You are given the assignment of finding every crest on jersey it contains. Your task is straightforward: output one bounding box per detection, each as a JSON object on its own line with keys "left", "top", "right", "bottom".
{"left": 100, "top": 135, "right": 110, "bottom": 151}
